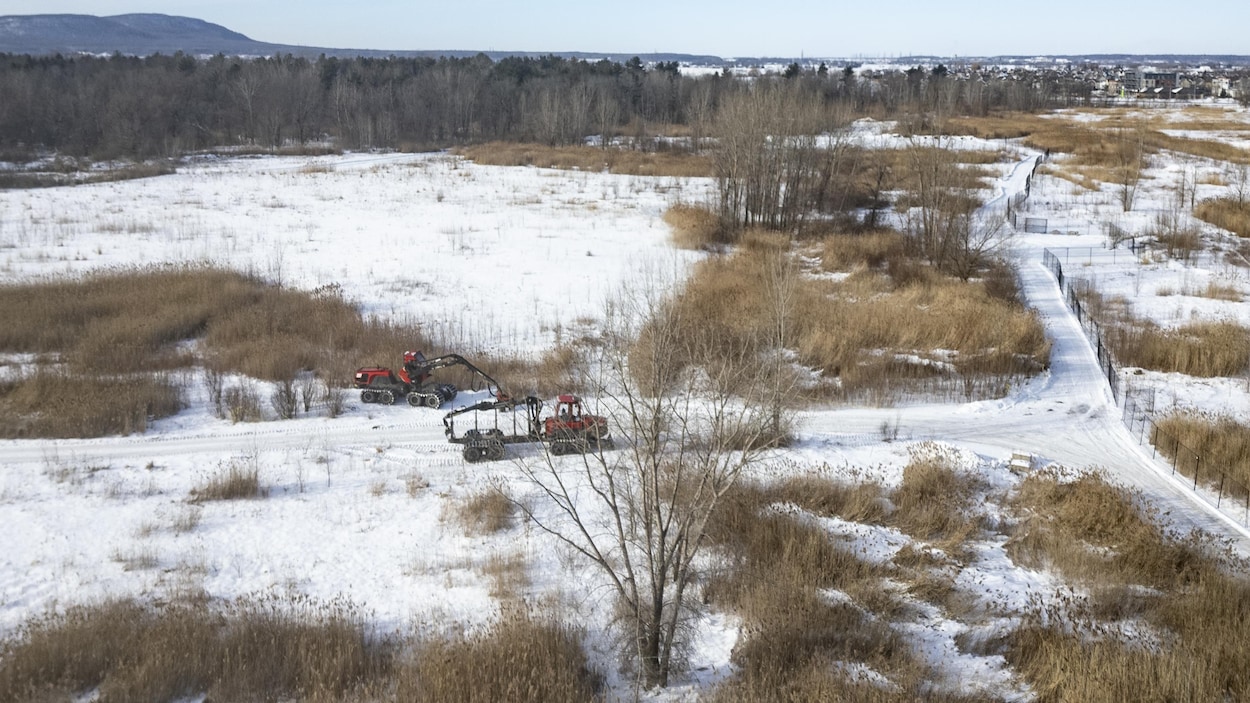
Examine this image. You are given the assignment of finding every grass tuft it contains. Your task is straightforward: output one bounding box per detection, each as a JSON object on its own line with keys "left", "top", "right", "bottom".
{"left": 396, "top": 610, "right": 600, "bottom": 703}
{"left": 664, "top": 203, "right": 731, "bottom": 250}
{"left": 190, "top": 460, "right": 263, "bottom": 502}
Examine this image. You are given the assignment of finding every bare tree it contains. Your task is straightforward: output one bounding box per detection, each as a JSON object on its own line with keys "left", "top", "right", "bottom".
{"left": 514, "top": 276, "right": 780, "bottom": 690}
{"left": 1113, "top": 125, "right": 1150, "bottom": 212}
{"left": 902, "top": 137, "right": 976, "bottom": 268}
{"left": 685, "top": 80, "right": 715, "bottom": 154}
{"left": 758, "top": 245, "right": 802, "bottom": 439}
{"left": 594, "top": 82, "right": 621, "bottom": 149}
{"left": 946, "top": 211, "right": 1009, "bottom": 281}
{"left": 712, "top": 80, "right": 842, "bottom": 233}
{"left": 271, "top": 378, "right": 299, "bottom": 420}
{"left": 299, "top": 374, "right": 318, "bottom": 413}
{"left": 321, "top": 380, "right": 347, "bottom": 418}
{"left": 203, "top": 364, "right": 225, "bottom": 419}
{"left": 1227, "top": 161, "right": 1250, "bottom": 207}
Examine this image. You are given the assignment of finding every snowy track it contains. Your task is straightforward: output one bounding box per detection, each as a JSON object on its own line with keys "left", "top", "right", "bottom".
{"left": 800, "top": 154, "right": 1250, "bottom": 556}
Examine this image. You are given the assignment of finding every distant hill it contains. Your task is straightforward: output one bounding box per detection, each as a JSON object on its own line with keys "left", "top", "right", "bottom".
{"left": 0, "top": 13, "right": 723, "bottom": 64}
{"left": 2, "top": 14, "right": 1246, "bottom": 68}
{"left": 0, "top": 14, "right": 287, "bottom": 56}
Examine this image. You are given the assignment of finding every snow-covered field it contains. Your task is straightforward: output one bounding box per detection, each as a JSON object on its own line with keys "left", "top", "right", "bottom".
{"left": 3, "top": 106, "right": 1250, "bottom": 699}
{"left": 0, "top": 153, "right": 709, "bottom": 355}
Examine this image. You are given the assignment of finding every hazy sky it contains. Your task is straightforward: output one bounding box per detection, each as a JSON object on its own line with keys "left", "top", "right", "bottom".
{"left": 6, "top": 1, "right": 1248, "bottom": 58}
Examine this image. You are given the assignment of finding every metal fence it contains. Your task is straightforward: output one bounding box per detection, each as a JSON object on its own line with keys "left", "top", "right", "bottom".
{"left": 1004, "top": 154, "right": 1046, "bottom": 228}
{"left": 1042, "top": 248, "right": 1250, "bottom": 525}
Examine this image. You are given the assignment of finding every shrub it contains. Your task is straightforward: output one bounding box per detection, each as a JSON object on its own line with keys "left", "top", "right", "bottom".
{"left": 270, "top": 378, "right": 298, "bottom": 420}
{"left": 223, "top": 383, "right": 263, "bottom": 423}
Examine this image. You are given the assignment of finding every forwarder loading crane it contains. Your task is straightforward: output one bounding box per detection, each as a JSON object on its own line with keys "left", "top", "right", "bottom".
{"left": 353, "top": 351, "right": 509, "bottom": 409}
{"left": 444, "top": 393, "right": 613, "bottom": 462}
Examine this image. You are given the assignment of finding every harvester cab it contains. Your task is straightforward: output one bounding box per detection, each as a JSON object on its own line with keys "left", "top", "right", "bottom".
{"left": 351, "top": 350, "right": 506, "bottom": 409}
{"left": 445, "top": 393, "right": 613, "bottom": 462}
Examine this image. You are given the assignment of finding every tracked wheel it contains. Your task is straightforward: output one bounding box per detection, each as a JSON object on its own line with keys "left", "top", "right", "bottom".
{"left": 463, "top": 445, "right": 487, "bottom": 463}
{"left": 361, "top": 389, "right": 378, "bottom": 403}
{"left": 378, "top": 390, "right": 396, "bottom": 405}
{"left": 486, "top": 440, "right": 506, "bottom": 461}
{"left": 407, "top": 392, "right": 424, "bottom": 407}
{"left": 424, "top": 393, "right": 441, "bottom": 409}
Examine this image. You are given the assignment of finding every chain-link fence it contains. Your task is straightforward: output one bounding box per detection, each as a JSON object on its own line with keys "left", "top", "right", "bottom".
{"left": 1043, "top": 248, "right": 1250, "bottom": 525}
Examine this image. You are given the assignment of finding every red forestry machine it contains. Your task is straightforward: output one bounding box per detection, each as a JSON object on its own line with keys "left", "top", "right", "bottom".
{"left": 444, "top": 393, "right": 613, "bottom": 462}
{"left": 353, "top": 351, "right": 507, "bottom": 409}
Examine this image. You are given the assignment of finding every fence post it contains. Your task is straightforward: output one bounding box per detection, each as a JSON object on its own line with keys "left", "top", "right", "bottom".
{"left": 1217, "top": 472, "right": 1225, "bottom": 508}
{"left": 1194, "top": 455, "right": 1200, "bottom": 490}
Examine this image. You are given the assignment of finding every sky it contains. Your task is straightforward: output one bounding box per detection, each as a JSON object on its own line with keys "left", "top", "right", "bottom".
{"left": 4, "top": 1, "right": 1249, "bottom": 59}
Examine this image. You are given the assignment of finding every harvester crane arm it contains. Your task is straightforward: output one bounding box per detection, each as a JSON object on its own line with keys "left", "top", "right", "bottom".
{"left": 406, "top": 353, "right": 511, "bottom": 401}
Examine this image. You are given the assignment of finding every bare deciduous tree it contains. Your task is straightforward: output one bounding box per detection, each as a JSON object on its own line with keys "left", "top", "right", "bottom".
{"left": 515, "top": 276, "right": 781, "bottom": 690}
{"left": 1114, "top": 125, "right": 1150, "bottom": 212}
{"left": 270, "top": 377, "right": 299, "bottom": 420}
{"left": 713, "top": 80, "right": 843, "bottom": 233}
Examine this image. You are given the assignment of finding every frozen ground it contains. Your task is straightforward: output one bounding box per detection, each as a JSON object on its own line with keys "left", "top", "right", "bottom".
{"left": 3, "top": 108, "right": 1250, "bottom": 699}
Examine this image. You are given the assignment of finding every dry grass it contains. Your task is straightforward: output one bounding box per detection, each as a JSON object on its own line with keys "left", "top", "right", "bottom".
{"left": 0, "top": 597, "right": 599, "bottom": 703}
{"left": 189, "top": 459, "right": 263, "bottom": 502}
{"left": 395, "top": 611, "right": 600, "bottom": 703}
{"left": 450, "top": 487, "right": 515, "bottom": 535}
{"left": 0, "top": 266, "right": 435, "bottom": 382}
{"left": 704, "top": 482, "right": 907, "bottom": 693}
{"left": 0, "top": 266, "right": 446, "bottom": 437}
{"left": 1068, "top": 278, "right": 1250, "bottom": 378}
{"left": 1152, "top": 411, "right": 1250, "bottom": 493}
{"left": 798, "top": 267, "right": 1050, "bottom": 397}
{"left": 819, "top": 230, "right": 907, "bottom": 272}
{"left": 455, "top": 141, "right": 713, "bottom": 178}
{"left": 937, "top": 112, "right": 1250, "bottom": 193}
{"left": 702, "top": 475, "right": 997, "bottom": 701}
{"left": 0, "top": 596, "right": 390, "bottom": 703}
{"left": 0, "top": 161, "right": 177, "bottom": 189}
{"left": 1155, "top": 280, "right": 1242, "bottom": 301}
{"left": 663, "top": 203, "right": 730, "bottom": 250}
{"left": 889, "top": 444, "right": 982, "bottom": 551}
{"left": 639, "top": 231, "right": 1048, "bottom": 404}
{"left": 1146, "top": 211, "right": 1204, "bottom": 260}
{"left": 1109, "top": 320, "right": 1250, "bottom": 377}
{"left": 482, "top": 551, "right": 531, "bottom": 602}
{"left": 1002, "top": 469, "right": 1249, "bottom": 703}
{"left": 1195, "top": 196, "right": 1250, "bottom": 238}
{"left": 762, "top": 472, "right": 891, "bottom": 524}
{"left": 0, "top": 369, "right": 182, "bottom": 439}
{"left": 476, "top": 343, "right": 583, "bottom": 398}
{"left": 875, "top": 146, "right": 999, "bottom": 193}
{"left": 0, "top": 265, "right": 585, "bottom": 436}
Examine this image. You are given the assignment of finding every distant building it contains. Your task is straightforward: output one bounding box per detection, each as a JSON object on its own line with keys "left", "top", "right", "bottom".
{"left": 1121, "top": 68, "right": 1179, "bottom": 95}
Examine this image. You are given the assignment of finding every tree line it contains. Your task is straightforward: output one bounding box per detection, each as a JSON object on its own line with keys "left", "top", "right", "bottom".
{"left": 0, "top": 51, "right": 1077, "bottom": 160}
